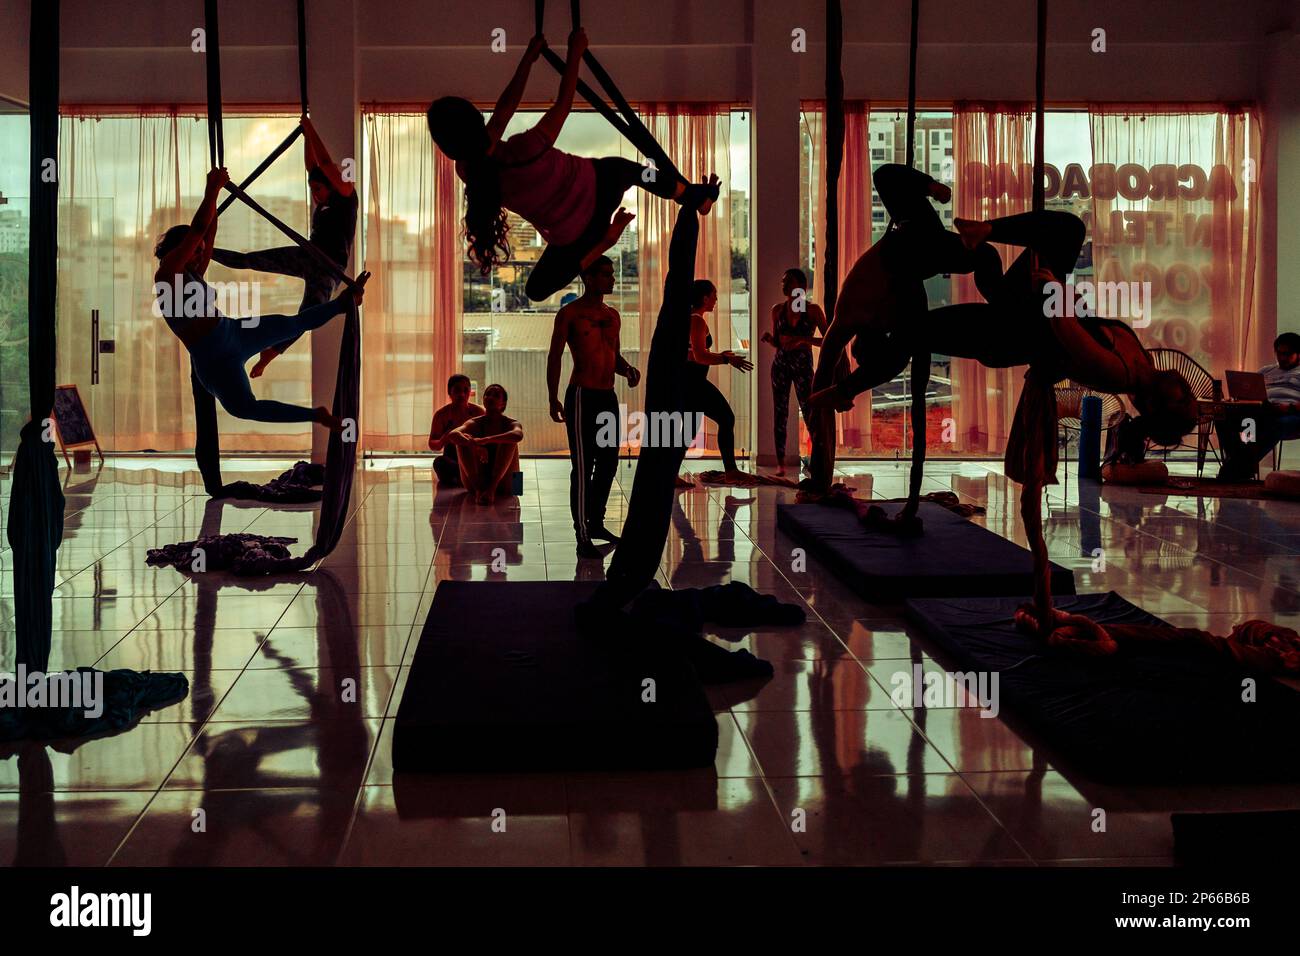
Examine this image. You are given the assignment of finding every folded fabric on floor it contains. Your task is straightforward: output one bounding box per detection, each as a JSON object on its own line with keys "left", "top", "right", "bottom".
{"left": 694, "top": 470, "right": 783, "bottom": 487}
{"left": 0, "top": 668, "right": 189, "bottom": 743}
{"left": 796, "top": 485, "right": 984, "bottom": 518}
{"left": 905, "top": 591, "right": 1300, "bottom": 783}
{"left": 146, "top": 533, "right": 300, "bottom": 574}
{"left": 216, "top": 460, "right": 326, "bottom": 503}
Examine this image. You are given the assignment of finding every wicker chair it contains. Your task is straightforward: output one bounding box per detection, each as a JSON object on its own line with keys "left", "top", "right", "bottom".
{"left": 1146, "top": 348, "right": 1218, "bottom": 476}
{"left": 1055, "top": 383, "right": 1126, "bottom": 476}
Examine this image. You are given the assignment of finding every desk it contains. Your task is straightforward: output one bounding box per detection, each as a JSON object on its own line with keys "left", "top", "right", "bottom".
{"left": 1197, "top": 398, "right": 1266, "bottom": 475}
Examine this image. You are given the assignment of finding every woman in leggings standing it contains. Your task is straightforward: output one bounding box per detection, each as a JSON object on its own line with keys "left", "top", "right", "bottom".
{"left": 761, "top": 268, "right": 826, "bottom": 475}
{"left": 682, "top": 279, "right": 751, "bottom": 481}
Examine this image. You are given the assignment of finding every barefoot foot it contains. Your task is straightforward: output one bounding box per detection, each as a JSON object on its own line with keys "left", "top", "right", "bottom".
{"left": 682, "top": 174, "right": 721, "bottom": 215}
{"left": 955, "top": 217, "right": 992, "bottom": 250}
{"left": 313, "top": 406, "right": 344, "bottom": 432}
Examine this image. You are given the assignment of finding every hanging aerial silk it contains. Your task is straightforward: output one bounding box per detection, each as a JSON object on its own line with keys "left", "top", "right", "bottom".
{"left": 6, "top": 0, "right": 64, "bottom": 675}
{"left": 3, "top": 0, "right": 189, "bottom": 743}
{"left": 156, "top": 0, "right": 361, "bottom": 574}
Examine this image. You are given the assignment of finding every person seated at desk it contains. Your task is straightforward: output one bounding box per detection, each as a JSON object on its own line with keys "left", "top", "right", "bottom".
{"left": 1216, "top": 332, "right": 1300, "bottom": 480}
{"left": 429, "top": 373, "right": 485, "bottom": 487}
{"left": 443, "top": 383, "right": 523, "bottom": 504}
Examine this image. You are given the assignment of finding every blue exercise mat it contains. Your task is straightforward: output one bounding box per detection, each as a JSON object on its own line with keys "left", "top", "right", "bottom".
{"left": 777, "top": 500, "right": 1075, "bottom": 601}
{"left": 904, "top": 591, "right": 1300, "bottom": 783}
{"left": 393, "top": 581, "right": 718, "bottom": 773}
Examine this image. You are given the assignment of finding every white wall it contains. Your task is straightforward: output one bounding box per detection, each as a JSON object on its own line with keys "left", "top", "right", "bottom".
{"left": 1, "top": 0, "right": 1271, "bottom": 106}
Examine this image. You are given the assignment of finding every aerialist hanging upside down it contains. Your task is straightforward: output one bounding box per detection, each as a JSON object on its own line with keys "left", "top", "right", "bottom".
{"left": 210, "top": 115, "right": 359, "bottom": 380}
{"left": 154, "top": 167, "right": 369, "bottom": 431}
{"left": 807, "top": 163, "right": 1199, "bottom": 637}
{"left": 427, "top": 28, "right": 720, "bottom": 303}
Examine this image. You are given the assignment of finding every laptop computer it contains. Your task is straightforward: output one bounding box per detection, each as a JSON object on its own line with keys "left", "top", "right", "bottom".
{"left": 1225, "top": 370, "right": 1269, "bottom": 402}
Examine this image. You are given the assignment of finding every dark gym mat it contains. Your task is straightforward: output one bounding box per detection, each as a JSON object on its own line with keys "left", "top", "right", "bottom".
{"left": 904, "top": 591, "right": 1300, "bottom": 783}
{"left": 777, "top": 500, "right": 1074, "bottom": 601}
{"left": 393, "top": 581, "right": 718, "bottom": 773}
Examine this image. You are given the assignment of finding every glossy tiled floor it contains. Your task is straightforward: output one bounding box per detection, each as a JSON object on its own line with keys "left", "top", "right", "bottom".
{"left": 2, "top": 454, "right": 1299, "bottom": 867}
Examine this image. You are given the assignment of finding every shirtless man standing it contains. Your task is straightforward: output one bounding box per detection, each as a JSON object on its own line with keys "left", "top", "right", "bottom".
{"left": 445, "top": 383, "right": 524, "bottom": 505}
{"left": 428, "top": 373, "right": 485, "bottom": 487}
{"left": 547, "top": 255, "right": 641, "bottom": 558}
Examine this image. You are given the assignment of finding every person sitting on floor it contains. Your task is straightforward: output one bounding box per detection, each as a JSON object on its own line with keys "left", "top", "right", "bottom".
{"left": 429, "top": 373, "right": 486, "bottom": 487}
{"left": 1216, "top": 332, "right": 1300, "bottom": 481}
{"left": 443, "top": 383, "right": 524, "bottom": 505}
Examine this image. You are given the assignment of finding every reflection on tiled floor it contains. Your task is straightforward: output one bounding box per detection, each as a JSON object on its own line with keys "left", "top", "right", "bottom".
{"left": 3, "top": 454, "right": 1300, "bottom": 867}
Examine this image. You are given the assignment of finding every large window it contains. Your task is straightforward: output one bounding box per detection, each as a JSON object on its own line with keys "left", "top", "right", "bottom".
{"left": 362, "top": 108, "right": 752, "bottom": 456}
{"left": 0, "top": 111, "right": 28, "bottom": 462}
{"left": 53, "top": 111, "right": 311, "bottom": 453}
{"left": 799, "top": 109, "right": 960, "bottom": 459}
{"left": 799, "top": 106, "right": 1257, "bottom": 459}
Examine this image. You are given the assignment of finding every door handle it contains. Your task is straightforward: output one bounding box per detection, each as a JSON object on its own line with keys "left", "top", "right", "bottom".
{"left": 91, "top": 309, "right": 99, "bottom": 385}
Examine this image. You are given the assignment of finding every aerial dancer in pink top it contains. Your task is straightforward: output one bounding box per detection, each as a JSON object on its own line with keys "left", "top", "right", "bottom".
{"left": 427, "top": 28, "right": 720, "bottom": 303}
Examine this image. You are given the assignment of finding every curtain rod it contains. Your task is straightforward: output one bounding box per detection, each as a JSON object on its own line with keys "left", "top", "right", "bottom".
{"left": 60, "top": 99, "right": 1257, "bottom": 116}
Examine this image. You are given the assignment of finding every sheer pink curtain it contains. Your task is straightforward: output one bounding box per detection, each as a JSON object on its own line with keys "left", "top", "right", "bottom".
{"left": 362, "top": 110, "right": 464, "bottom": 450}
{"left": 636, "top": 106, "right": 739, "bottom": 459}
{"left": 806, "top": 102, "right": 873, "bottom": 454}
{"left": 1088, "top": 106, "right": 1262, "bottom": 375}
{"left": 951, "top": 103, "right": 1034, "bottom": 454}
{"left": 58, "top": 109, "right": 313, "bottom": 452}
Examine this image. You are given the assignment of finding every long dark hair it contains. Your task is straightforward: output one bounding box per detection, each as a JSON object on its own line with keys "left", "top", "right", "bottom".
{"left": 691, "top": 279, "right": 717, "bottom": 311}
{"left": 427, "top": 96, "right": 510, "bottom": 275}
{"left": 1133, "top": 369, "right": 1199, "bottom": 447}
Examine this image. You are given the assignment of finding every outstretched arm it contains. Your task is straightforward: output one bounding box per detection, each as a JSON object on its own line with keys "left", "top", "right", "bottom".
{"left": 301, "top": 116, "right": 354, "bottom": 198}
{"left": 486, "top": 35, "right": 546, "bottom": 149}
{"left": 533, "top": 28, "right": 587, "bottom": 145}
{"left": 157, "top": 167, "right": 227, "bottom": 281}
{"left": 689, "top": 315, "right": 752, "bottom": 371}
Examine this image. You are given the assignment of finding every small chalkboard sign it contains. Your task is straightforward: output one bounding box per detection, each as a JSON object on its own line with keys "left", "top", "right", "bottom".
{"left": 51, "top": 384, "right": 103, "bottom": 464}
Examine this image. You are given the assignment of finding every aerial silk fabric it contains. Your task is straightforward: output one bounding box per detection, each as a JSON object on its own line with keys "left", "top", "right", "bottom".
{"left": 4, "top": 1, "right": 190, "bottom": 745}
{"left": 159, "top": 0, "right": 360, "bottom": 573}
{"left": 169, "top": 299, "right": 361, "bottom": 574}
{"left": 0, "top": 669, "right": 190, "bottom": 743}
{"left": 8, "top": 0, "right": 64, "bottom": 673}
